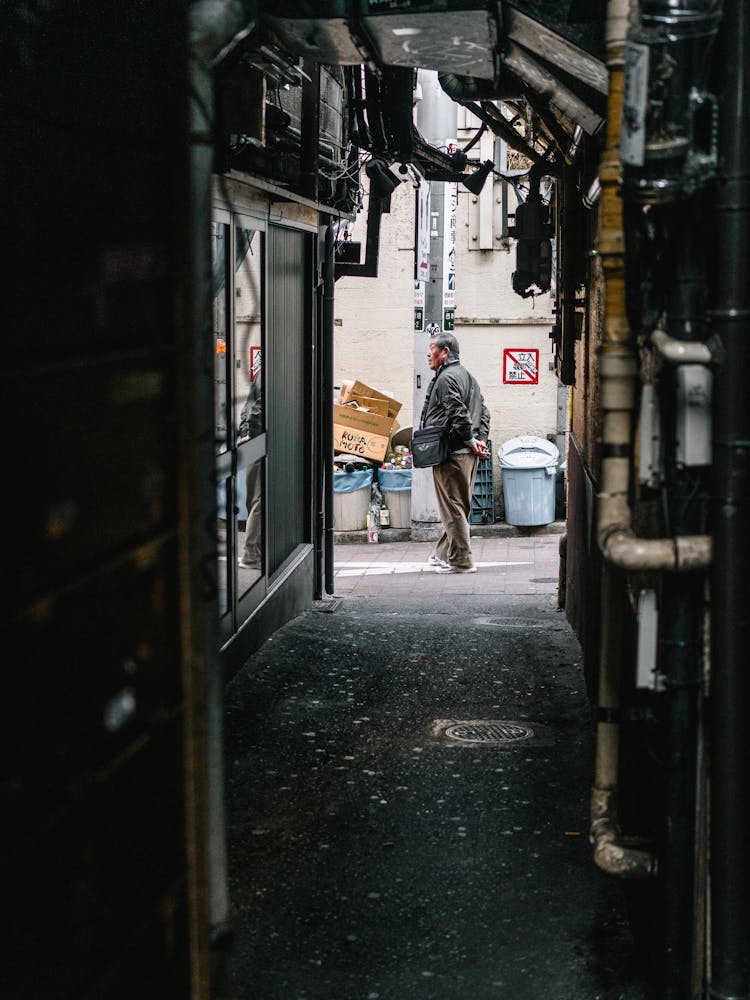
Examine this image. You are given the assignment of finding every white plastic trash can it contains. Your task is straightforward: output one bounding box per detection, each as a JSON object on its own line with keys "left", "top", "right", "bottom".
{"left": 333, "top": 469, "right": 373, "bottom": 531}
{"left": 498, "top": 436, "right": 559, "bottom": 526}
{"left": 378, "top": 468, "right": 412, "bottom": 529}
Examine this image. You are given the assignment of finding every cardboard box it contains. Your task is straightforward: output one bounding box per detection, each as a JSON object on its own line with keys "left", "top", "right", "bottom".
{"left": 334, "top": 380, "right": 403, "bottom": 462}
{"left": 333, "top": 403, "right": 401, "bottom": 463}
{"left": 344, "top": 394, "right": 390, "bottom": 417}
{"left": 338, "top": 380, "right": 402, "bottom": 421}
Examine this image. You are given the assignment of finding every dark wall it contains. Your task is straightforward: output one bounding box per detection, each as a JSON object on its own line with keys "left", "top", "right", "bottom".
{"left": 565, "top": 434, "right": 601, "bottom": 703}
{"left": 1, "top": 4, "right": 202, "bottom": 995}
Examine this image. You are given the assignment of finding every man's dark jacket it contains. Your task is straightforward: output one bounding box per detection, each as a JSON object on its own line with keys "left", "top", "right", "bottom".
{"left": 424, "top": 357, "right": 490, "bottom": 451}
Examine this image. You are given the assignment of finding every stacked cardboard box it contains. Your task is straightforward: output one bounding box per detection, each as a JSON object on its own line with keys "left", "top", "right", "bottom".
{"left": 333, "top": 380, "right": 402, "bottom": 463}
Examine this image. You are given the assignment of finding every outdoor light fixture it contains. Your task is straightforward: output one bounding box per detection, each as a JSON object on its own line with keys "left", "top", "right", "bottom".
{"left": 461, "top": 158, "right": 495, "bottom": 195}
{"left": 509, "top": 163, "right": 553, "bottom": 298}
{"left": 365, "top": 158, "right": 402, "bottom": 197}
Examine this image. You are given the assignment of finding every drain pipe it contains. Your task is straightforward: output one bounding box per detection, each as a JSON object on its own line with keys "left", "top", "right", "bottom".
{"left": 322, "top": 223, "right": 336, "bottom": 596}
{"left": 598, "top": 0, "right": 716, "bottom": 574}
{"left": 590, "top": 0, "right": 657, "bottom": 879}
{"left": 651, "top": 328, "right": 716, "bottom": 365}
{"left": 709, "top": 0, "right": 750, "bottom": 995}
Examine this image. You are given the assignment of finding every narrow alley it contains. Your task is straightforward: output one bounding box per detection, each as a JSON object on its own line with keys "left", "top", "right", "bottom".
{"left": 223, "top": 534, "right": 647, "bottom": 1000}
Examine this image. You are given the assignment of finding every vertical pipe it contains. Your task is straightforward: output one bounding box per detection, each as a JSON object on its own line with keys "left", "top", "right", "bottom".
{"left": 313, "top": 226, "right": 324, "bottom": 600}
{"left": 323, "top": 224, "right": 336, "bottom": 595}
{"left": 591, "top": 0, "right": 658, "bottom": 879}
{"left": 653, "top": 193, "right": 710, "bottom": 999}
{"left": 657, "top": 573, "right": 704, "bottom": 997}
{"left": 591, "top": 0, "right": 644, "bottom": 875}
{"left": 709, "top": 0, "right": 750, "bottom": 995}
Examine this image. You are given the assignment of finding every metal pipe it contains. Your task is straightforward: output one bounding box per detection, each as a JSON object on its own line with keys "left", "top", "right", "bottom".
{"left": 323, "top": 224, "right": 336, "bottom": 595}
{"left": 590, "top": 564, "right": 657, "bottom": 878}
{"left": 589, "top": 0, "right": 657, "bottom": 881}
{"left": 313, "top": 227, "right": 325, "bottom": 601}
{"left": 657, "top": 570, "right": 705, "bottom": 997}
{"left": 651, "top": 328, "right": 714, "bottom": 364}
{"left": 594, "top": 0, "right": 712, "bottom": 578}
{"left": 188, "top": 0, "right": 254, "bottom": 66}
{"left": 460, "top": 100, "right": 551, "bottom": 169}
{"left": 438, "top": 70, "right": 523, "bottom": 103}
{"left": 599, "top": 524, "right": 712, "bottom": 571}
{"left": 709, "top": 0, "right": 750, "bottom": 994}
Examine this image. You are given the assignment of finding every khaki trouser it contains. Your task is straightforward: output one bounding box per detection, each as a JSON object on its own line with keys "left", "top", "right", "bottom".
{"left": 242, "top": 460, "right": 262, "bottom": 565}
{"left": 432, "top": 452, "right": 479, "bottom": 569}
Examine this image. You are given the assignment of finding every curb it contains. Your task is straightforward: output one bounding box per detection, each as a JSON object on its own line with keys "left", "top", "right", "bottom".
{"left": 334, "top": 520, "right": 567, "bottom": 545}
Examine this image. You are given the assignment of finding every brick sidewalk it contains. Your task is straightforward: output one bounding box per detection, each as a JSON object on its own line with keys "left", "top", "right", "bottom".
{"left": 332, "top": 534, "right": 562, "bottom": 598}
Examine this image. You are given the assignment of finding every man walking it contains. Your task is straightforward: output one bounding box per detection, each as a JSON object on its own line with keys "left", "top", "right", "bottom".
{"left": 422, "top": 333, "right": 490, "bottom": 574}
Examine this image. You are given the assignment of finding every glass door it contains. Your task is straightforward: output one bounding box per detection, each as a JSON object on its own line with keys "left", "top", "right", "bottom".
{"left": 212, "top": 210, "right": 267, "bottom": 644}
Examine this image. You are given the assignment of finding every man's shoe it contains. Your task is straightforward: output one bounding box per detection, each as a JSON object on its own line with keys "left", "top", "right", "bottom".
{"left": 238, "top": 557, "right": 260, "bottom": 569}
{"left": 427, "top": 553, "right": 447, "bottom": 567}
{"left": 436, "top": 563, "right": 477, "bottom": 574}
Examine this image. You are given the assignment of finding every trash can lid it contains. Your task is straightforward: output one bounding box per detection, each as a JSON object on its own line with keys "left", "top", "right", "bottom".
{"left": 498, "top": 435, "right": 559, "bottom": 469}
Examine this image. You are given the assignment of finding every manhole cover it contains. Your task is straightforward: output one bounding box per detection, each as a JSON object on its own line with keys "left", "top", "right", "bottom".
{"left": 443, "top": 721, "right": 535, "bottom": 744}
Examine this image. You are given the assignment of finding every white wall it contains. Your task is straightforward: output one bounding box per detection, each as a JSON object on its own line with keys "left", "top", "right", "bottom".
{"left": 455, "top": 185, "right": 556, "bottom": 447}
{"left": 334, "top": 165, "right": 559, "bottom": 521}
{"left": 334, "top": 178, "right": 416, "bottom": 426}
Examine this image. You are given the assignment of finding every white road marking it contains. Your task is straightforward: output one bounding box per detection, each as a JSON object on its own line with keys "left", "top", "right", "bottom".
{"left": 334, "top": 561, "right": 532, "bottom": 577}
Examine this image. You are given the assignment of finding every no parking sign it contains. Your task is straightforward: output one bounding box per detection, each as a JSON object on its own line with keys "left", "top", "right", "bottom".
{"left": 503, "top": 348, "right": 539, "bottom": 385}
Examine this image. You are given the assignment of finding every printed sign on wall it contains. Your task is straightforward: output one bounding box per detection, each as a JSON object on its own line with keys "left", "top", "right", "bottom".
{"left": 250, "top": 345, "right": 262, "bottom": 381}
{"left": 417, "top": 180, "right": 430, "bottom": 281}
{"left": 503, "top": 348, "right": 539, "bottom": 384}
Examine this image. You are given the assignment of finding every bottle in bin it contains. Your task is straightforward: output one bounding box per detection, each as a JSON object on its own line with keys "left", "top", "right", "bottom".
{"left": 379, "top": 495, "right": 390, "bottom": 528}
{"left": 367, "top": 502, "right": 380, "bottom": 543}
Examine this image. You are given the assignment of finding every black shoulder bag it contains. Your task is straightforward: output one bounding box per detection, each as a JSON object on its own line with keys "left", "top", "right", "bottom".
{"left": 411, "top": 369, "right": 451, "bottom": 468}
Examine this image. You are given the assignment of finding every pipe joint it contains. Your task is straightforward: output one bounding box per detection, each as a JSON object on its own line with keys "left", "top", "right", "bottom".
{"left": 590, "top": 788, "right": 656, "bottom": 878}
{"left": 599, "top": 525, "right": 712, "bottom": 572}
{"left": 651, "top": 329, "right": 715, "bottom": 365}
{"left": 599, "top": 351, "right": 638, "bottom": 378}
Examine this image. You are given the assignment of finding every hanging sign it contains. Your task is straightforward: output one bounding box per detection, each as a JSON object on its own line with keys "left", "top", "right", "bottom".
{"left": 416, "top": 179, "right": 430, "bottom": 281}
{"left": 503, "top": 348, "right": 539, "bottom": 384}
{"left": 443, "top": 182, "right": 457, "bottom": 310}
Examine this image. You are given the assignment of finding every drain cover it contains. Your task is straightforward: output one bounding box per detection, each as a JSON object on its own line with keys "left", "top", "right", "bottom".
{"left": 312, "top": 597, "right": 342, "bottom": 613}
{"left": 443, "top": 720, "right": 535, "bottom": 744}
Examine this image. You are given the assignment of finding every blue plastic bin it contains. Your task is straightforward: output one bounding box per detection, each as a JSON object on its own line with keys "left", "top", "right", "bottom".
{"left": 333, "top": 469, "right": 373, "bottom": 530}
{"left": 378, "top": 468, "right": 412, "bottom": 528}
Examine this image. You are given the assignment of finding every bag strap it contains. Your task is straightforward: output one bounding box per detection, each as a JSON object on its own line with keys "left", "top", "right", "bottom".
{"left": 419, "top": 365, "right": 443, "bottom": 429}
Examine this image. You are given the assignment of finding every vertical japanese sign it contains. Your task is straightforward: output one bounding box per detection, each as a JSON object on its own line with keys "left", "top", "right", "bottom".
{"left": 415, "top": 177, "right": 429, "bottom": 331}
{"left": 416, "top": 179, "right": 430, "bottom": 282}
{"left": 414, "top": 281, "right": 424, "bottom": 331}
{"left": 250, "top": 345, "right": 262, "bottom": 381}
{"left": 443, "top": 178, "right": 457, "bottom": 332}
{"left": 503, "top": 348, "right": 539, "bottom": 384}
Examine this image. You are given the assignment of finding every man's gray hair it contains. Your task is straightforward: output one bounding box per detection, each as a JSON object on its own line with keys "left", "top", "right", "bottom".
{"left": 431, "top": 332, "right": 460, "bottom": 359}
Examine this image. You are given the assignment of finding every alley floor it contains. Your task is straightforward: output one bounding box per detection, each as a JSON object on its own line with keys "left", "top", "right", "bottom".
{"left": 223, "top": 533, "right": 647, "bottom": 1000}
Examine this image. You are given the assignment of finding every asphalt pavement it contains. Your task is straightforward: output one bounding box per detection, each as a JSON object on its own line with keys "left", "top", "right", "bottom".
{"left": 222, "top": 531, "right": 646, "bottom": 1000}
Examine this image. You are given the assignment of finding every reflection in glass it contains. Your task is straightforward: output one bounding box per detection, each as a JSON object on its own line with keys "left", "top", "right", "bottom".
{"left": 235, "top": 227, "right": 265, "bottom": 598}
{"left": 213, "top": 219, "right": 265, "bottom": 625}
{"left": 237, "top": 458, "right": 264, "bottom": 593}
{"left": 216, "top": 479, "right": 229, "bottom": 617}
{"left": 234, "top": 228, "right": 263, "bottom": 441}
